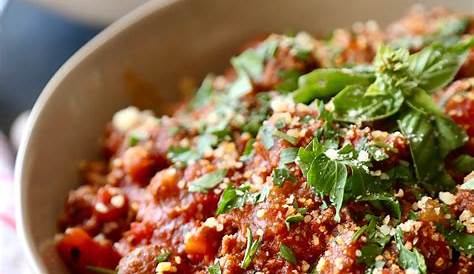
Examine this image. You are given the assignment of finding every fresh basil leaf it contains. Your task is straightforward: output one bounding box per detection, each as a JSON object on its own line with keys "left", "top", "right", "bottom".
{"left": 241, "top": 229, "right": 262, "bottom": 269}
{"left": 216, "top": 186, "right": 238, "bottom": 214}
{"left": 276, "top": 69, "right": 302, "bottom": 93}
{"left": 156, "top": 250, "right": 171, "bottom": 263}
{"left": 293, "top": 68, "right": 374, "bottom": 103}
{"left": 188, "top": 169, "right": 227, "bottom": 193}
{"left": 86, "top": 266, "right": 117, "bottom": 274}
{"left": 409, "top": 39, "right": 474, "bottom": 93}
{"left": 332, "top": 85, "right": 404, "bottom": 123}
{"left": 208, "top": 262, "right": 222, "bottom": 274}
{"left": 397, "top": 107, "right": 457, "bottom": 191}
{"left": 216, "top": 184, "right": 266, "bottom": 214}
{"left": 307, "top": 154, "right": 348, "bottom": 222}
{"left": 191, "top": 75, "right": 214, "bottom": 109}
{"left": 279, "top": 244, "right": 297, "bottom": 264}
{"left": 356, "top": 193, "right": 401, "bottom": 220}
{"left": 395, "top": 229, "right": 427, "bottom": 274}
{"left": 357, "top": 242, "right": 384, "bottom": 266}
{"left": 454, "top": 155, "right": 474, "bottom": 173}
{"left": 285, "top": 214, "right": 304, "bottom": 230}
{"left": 272, "top": 168, "right": 297, "bottom": 187}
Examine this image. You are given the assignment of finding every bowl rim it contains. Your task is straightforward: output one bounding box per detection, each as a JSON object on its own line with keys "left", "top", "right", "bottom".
{"left": 14, "top": 0, "right": 180, "bottom": 272}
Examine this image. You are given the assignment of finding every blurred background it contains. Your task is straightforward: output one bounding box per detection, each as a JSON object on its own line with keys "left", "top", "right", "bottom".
{"left": 0, "top": 0, "right": 146, "bottom": 272}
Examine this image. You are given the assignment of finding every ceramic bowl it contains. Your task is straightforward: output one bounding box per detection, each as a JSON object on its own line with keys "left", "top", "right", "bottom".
{"left": 15, "top": 0, "right": 474, "bottom": 273}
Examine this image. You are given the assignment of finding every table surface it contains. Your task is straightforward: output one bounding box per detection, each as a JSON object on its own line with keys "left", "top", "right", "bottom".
{"left": 0, "top": 0, "right": 101, "bottom": 132}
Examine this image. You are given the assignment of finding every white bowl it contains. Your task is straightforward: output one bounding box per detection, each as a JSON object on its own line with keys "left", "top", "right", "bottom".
{"left": 15, "top": 0, "right": 474, "bottom": 273}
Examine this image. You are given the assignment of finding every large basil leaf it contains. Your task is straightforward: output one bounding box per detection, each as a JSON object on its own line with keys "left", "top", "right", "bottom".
{"left": 332, "top": 85, "right": 404, "bottom": 123}
{"left": 397, "top": 107, "right": 459, "bottom": 190}
{"left": 409, "top": 39, "right": 474, "bottom": 93}
{"left": 293, "top": 68, "right": 374, "bottom": 103}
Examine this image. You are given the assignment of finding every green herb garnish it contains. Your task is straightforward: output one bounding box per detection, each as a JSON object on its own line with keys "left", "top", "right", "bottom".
{"left": 241, "top": 229, "right": 262, "bottom": 269}
{"left": 279, "top": 244, "right": 297, "bottom": 264}
{"left": 188, "top": 169, "right": 227, "bottom": 193}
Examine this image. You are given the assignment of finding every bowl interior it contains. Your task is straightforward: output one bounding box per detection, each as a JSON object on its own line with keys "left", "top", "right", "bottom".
{"left": 17, "top": 0, "right": 474, "bottom": 273}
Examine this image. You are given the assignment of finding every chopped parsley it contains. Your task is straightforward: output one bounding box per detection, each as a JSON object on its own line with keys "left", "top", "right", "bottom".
{"left": 279, "top": 244, "right": 297, "bottom": 264}
{"left": 285, "top": 214, "right": 304, "bottom": 230}
{"left": 208, "top": 262, "right": 222, "bottom": 274}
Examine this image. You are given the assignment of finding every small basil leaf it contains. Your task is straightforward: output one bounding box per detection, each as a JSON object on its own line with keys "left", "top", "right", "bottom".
{"left": 444, "top": 230, "right": 474, "bottom": 256}
{"left": 285, "top": 214, "right": 304, "bottom": 230}
{"left": 272, "top": 168, "right": 297, "bottom": 187}
{"left": 454, "top": 155, "right": 474, "bottom": 173}
{"left": 188, "top": 169, "right": 227, "bottom": 193}
{"left": 208, "top": 262, "right": 222, "bottom": 274}
{"left": 279, "top": 148, "right": 299, "bottom": 166}
{"left": 356, "top": 193, "right": 401, "bottom": 220}
{"left": 395, "top": 229, "right": 427, "bottom": 274}
{"left": 191, "top": 75, "right": 214, "bottom": 109}
{"left": 279, "top": 244, "right": 297, "bottom": 264}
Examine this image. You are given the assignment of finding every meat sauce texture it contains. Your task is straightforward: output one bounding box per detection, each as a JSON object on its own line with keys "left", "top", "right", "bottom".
{"left": 57, "top": 6, "right": 474, "bottom": 274}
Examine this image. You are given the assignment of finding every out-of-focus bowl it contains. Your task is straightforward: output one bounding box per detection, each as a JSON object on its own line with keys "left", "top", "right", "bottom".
{"left": 15, "top": 0, "right": 474, "bottom": 273}
{"left": 26, "top": 0, "right": 149, "bottom": 26}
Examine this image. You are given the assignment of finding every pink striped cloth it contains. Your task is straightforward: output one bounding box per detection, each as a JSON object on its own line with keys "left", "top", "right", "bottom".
{"left": 0, "top": 132, "right": 30, "bottom": 273}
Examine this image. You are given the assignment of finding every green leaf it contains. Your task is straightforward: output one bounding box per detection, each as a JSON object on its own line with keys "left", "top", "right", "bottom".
{"left": 231, "top": 50, "right": 264, "bottom": 79}
{"left": 191, "top": 75, "right": 214, "bottom": 109}
{"left": 259, "top": 123, "right": 275, "bottom": 150}
{"left": 395, "top": 229, "right": 427, "bottom": 274}
{"left": 460, "top": 177, "right": 474, "bottom": 190}
{"left": 273, "top": 129, "right": 298, "bottom": 145}
{"left": 167, "top": 146, "right": 200, "bottom": 165}
{"left": 454, "top": 155, "right": 474, "bottom": 173}
{"left": 356, "top": 193, "right": 401, "bottom": 220}
{"left": 332, "top": 85, "right": 404, "bottom": 123}
{"left": 444, "top": 230, "right": 474, "bottom": 256}
{"left": 188, "top": 169, "right": 227, "bottom": 193}
{"left": 240, "top": 138, "right": 255, "bottom": 161}
{"left": 208, "top": 262, "right": 222, "bottom": 274}
{"left": 307, "top": 154, "right": 348, "bottom": 222}
{"left": 241, "top": 229, "right": 262, "bottom": 269}
{"left": 216, "top": 186, "right": 238, "bottom": 214}
{"left": 397, "top": 107, "right": 458, "bottom": 190}
{"left": 272, "top": 168, "right": 297, "bottom": 187}
{"left": 86, "top": 266, "right": 117, "bottom": 274}
{"left": 156, "top": 250, "right": 171, "bottom": 263}
{"left": 216, "top": 184, "right": 267, "bottom": 214}
{"left": 285, "top": 214, "right": 304, "bottom": 230}
{"left": 409, "top": 40, "right": 474, "bottom": 93}
{"left": 228, "top": 71, "right": 252, "bottom": 98}
{"left": 279, "top": 148, "right": 298, "bottom": 166}
{"left": 276, "top": 69, "right": 302, "bottom": 93}
{"left": 358, "top": 243, "right": 384, "bottom": 266}
{"left": 279, "top": 244, "right": 297, "bottom": 264}
{"left": 293, "top": 68, "right": 374, "bottom": 103}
